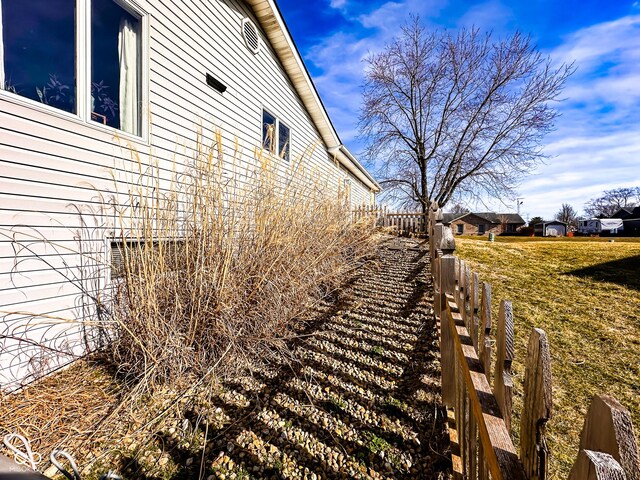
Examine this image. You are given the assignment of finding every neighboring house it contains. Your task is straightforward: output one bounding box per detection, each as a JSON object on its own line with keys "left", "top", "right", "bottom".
{"left": 534, "top": 221, "right": 568, "bottom": 237}
{"left": 577, "top": 219, "right": 624, "bottom": 235}
{"left": 0, "top": 0, "right": 379, "bottom": 391}
{"left": 611, "top": 207, "right": 640, "bottom": 220}
{"left": 444, "top": 212, "right": 525, "bottom": 235}
{"left": 622, "top": 218, "right": 640, "bottom": 236}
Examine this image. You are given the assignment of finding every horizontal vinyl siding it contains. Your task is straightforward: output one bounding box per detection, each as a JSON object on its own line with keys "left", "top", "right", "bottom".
{"left": 0, "top": 0, "right": 373, "bottom": 390}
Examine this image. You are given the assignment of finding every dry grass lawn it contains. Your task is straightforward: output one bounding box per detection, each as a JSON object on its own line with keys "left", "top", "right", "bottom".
{"left": 454, "top": 236, "right": 640, "bottom": 479}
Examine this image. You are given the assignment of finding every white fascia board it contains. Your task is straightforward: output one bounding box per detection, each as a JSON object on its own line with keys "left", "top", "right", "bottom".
{"left": 246, "top": 0, "right": 380, "bottom": 192}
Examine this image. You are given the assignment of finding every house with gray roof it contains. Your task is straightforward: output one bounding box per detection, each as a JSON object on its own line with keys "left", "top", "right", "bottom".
{"left": 443, "top": 212, "right": 525, "bottom": 236}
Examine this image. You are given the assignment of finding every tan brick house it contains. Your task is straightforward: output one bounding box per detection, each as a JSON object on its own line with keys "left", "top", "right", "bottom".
{"left": 443, "top": 212, "right": 526, "bottom": 236}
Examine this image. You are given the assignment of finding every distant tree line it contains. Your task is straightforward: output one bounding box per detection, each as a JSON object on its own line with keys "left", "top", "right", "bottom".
{"left": 583, "top": 187, "right": 640, "bottom": 218}
{"left": 546, "top": 187, "right": 640, "bottom": 230}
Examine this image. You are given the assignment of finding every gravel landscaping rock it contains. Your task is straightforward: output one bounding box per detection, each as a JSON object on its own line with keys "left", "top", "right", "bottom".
{"left": 162, "top": 237, "right": 452, "bottom": 479}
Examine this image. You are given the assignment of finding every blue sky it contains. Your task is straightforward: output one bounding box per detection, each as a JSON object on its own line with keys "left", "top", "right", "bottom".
{"left": 277, "top": 0, "right": 640, "bottom": 221}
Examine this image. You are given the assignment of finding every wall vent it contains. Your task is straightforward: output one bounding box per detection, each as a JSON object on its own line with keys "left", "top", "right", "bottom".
{"left": 242, "top": 18, "right": 260, "bottom": 55}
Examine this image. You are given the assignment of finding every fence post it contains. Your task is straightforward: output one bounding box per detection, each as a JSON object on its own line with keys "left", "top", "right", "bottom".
{"left": 464, "top": 264, "right": 471, "bottom": 330}
{"left": 457, "top": 258, "right": 465, "bottom": 311}
{"left": 431, "top": 206, "right": 443, "bottom": 320}
{"left": 470, "top": 272, "right": 479, "bottom": 351}
{"left": 439, "top": 225, "right": 456, "bottom": 407}
{"left": 569, "top": 395, "right": 640, "bottom": 480}
{"left": 479, "top": 282, "right": 492, "bottom": 379}
{"left": 569, "top": 450, "right": 626, "bottom": 480}
{"left": 494, "top": 300, "right": 514, "bottom": 432}
{"left": 520, "top": 328, "right": 553, "bottom": 480}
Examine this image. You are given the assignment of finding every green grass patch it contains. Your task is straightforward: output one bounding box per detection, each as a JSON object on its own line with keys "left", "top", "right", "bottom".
{"left": 362, "top": 431, "right": 391, "bottom": 455}
{"left": 371, "top": 345, "right": 385, "bottom": 356}
{"left": 454, "top": 237, "right": 640, "bottom": 479}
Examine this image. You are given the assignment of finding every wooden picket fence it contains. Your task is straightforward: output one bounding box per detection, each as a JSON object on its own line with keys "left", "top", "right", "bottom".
{"left": 428, "top": 202, "right": 640, "bottom": 480}
{"left": 352, "top": 204, "right": 426, "bottom": 235}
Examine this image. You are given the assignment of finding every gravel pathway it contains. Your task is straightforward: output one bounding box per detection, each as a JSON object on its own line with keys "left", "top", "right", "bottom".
{"left": 155, "top": 237, "right": 451, "bottom": 479}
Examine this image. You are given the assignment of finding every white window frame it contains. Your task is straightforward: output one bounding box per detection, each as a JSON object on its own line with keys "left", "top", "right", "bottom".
{"left": 262, "top": 107, "right": 291, "bottom": 161}
{"left": 0, "top": 0, "right": 149, "bottom": 143}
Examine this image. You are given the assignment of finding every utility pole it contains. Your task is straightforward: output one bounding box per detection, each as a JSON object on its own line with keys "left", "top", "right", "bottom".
{"left": 516, "top": 198, "right": 524, "bottom": 215}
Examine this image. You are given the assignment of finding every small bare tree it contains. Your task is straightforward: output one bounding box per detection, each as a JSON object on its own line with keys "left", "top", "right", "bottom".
{"left": 555, "top": 203, "right": 578, "bottom": 228}
{"left": 448, "top": 203, "right": 470, "bottom": 215}
{"left": 359, "top": 18, "right": 573, "bottom": 212}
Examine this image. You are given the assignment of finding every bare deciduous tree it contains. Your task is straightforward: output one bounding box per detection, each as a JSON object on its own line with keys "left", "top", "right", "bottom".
{"left": 555, "top": 203, "right": 578, "bottom": 228}
{"left": 584, "top": 187, "right": 639, "bottom": 218}
{"left": 448, "top": 203, "right": 470, "bottom": 215}
{"left": 359, "top": 18, "right": 573, "bottom": 212}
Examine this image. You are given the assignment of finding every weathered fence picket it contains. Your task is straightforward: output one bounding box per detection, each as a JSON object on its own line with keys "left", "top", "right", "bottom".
{"left": 352, "top": 204, "right": 427, "bottom": 235}
{"left": 494, "top": 300, "right": 514, "bottom": 432}
{"left": 427, "top": 200, "right": 639, "bottom": 480}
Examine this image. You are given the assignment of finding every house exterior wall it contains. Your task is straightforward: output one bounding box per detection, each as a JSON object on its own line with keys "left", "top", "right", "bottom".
{"left": 0, "top": 0, "right": 375, "bottom": 390}
{"left": 450, "top": 214, "right": 503, "bottom": 236}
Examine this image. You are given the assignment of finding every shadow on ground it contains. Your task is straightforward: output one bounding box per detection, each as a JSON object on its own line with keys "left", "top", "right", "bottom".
{"left": 565, "top": 255, "right": 640, "bottom": 291}
{"left": 117, "top": 237, "right": 451, "bottom": 479}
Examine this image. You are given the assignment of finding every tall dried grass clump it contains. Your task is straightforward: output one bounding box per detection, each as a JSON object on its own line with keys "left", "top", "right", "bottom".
{"left": 108, "top": 131, "right": 376, "bottom": 389}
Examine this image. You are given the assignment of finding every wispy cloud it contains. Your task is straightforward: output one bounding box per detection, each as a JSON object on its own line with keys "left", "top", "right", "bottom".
{"left": 517, "top": 14, "right": 640, "bottom": 217}
{"left": 308, "top": 0, "right": 447, "bottom": 150}
{"left": 455, "top": 0, "right": 514, "bottom": 31}
{"left": 303, "top": 2, "right": 640, "bottom": 217}
{"left": 329, "top": 0, "right": 348, "bottom": 12}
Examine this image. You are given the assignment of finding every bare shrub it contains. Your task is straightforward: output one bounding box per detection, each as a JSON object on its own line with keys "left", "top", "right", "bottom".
{"left": 107, "top": 130, "right": 377, "bottom": 389}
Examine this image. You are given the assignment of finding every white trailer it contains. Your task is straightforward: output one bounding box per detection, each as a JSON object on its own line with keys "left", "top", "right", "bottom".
{"left": 578, "top": 219, "right": 624, "bottom": 234}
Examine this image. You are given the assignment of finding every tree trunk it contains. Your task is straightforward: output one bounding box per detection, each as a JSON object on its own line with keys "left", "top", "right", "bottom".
{"left": 420, "top": 156, "right": 428, "bottom": 215}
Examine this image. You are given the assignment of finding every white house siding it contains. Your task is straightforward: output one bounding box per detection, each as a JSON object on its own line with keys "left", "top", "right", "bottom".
{"left": 0, "top": 0, "right": 376, "bottom": 391}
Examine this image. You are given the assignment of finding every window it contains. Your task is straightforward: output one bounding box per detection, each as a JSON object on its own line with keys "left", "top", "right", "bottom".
{"left": 0, "top": 0, "right": 144, "bottom": 137}
{"left": 1, "top": 0, "right": 77, "bottom": 113}
{"left": 457, "top": 224, "right": 464, "bottom": 234}
{"left": 278, "top": 122, "right": 290, "bottom": 162}
{"left": 91, "top": 0, "right": 141, "bottom": 135}
{"left": 478, "top": 224, "right": 486, "bottom": 234}
{"left": 262, "top": 109, "right": 290, "bottom": 161}
{"left": 342, "top": 178, "right": 351, "bottom": 203}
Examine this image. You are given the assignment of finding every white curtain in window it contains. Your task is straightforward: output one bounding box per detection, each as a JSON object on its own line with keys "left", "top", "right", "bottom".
{"left": 0, "top": 0, "right": 5, "bottom": 89}
{"left": 118, "top": 18, "right": 138, "bottom": 135}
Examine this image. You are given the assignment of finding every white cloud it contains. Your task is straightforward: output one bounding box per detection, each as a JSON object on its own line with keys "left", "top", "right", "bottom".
{"left": 468, "top": 15, "right": 640, "bottom": 218}
{"left": 456, "top": 0, "right": 513, "bottom": 32}
{"left": 307, "top": 0, "right": 447, "bottom": 148}
{"left": 305, "top": 4, "right": 640, "bottom": 218}
{"left": 329, "top": 0, "right": 348, "bottom": 12}
{"left": 513, "top": 15, "right": 640, "bottom": 218}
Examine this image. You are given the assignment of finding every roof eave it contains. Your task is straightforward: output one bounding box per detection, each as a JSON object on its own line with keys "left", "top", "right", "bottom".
{"left": 245, "top": 0, "right": 380, "bottom": 192}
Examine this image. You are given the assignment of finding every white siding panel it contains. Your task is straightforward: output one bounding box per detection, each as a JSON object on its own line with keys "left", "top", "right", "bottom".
{"left": 0, "top": 0, "right": 374, "bottom": 390}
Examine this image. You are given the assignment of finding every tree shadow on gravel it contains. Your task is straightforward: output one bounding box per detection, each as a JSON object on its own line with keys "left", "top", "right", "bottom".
{"left": 138, "top": 238, "right": 451, "bottom": 479}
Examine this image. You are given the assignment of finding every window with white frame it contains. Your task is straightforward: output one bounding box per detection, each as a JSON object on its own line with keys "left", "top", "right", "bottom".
{"left": 262, "top": 109, "right": 290, "bottom": 161}
{"left": 0, "top": 0, "right": 143, "bottom": 136}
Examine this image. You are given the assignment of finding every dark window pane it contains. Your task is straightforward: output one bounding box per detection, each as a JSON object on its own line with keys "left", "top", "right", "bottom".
{"left": 1, "top": 0, "right": 76, "bottom": 113}
{"left": 262, "top": 110, "right": 275, "bottom": 152}
{"left": 92, "top": 0, "right": 141, "bottom": 135}
{"left": 279, "top": 122, "right": 290, "bottom": 161}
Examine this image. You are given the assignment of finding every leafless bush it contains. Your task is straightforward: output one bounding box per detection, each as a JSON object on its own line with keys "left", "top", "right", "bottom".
{"left": 107, "top": 130, "right": 377, "bottom": 390}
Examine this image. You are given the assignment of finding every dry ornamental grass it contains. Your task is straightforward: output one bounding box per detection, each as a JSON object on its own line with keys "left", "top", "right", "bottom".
{"left": 0, "top": 131, "right": 380, "bottom": 477}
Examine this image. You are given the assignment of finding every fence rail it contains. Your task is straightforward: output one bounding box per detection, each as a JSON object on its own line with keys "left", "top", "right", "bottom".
{"left": 352, "top": 205, "right": 426, "bottom": 235}
{"left": 427, "top": 202, "right": 640, "bottom": 480}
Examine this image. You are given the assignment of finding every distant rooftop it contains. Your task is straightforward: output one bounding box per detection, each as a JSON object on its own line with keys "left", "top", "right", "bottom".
{"left": 442, "top": 212, "right": 525, "bottom": 224}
